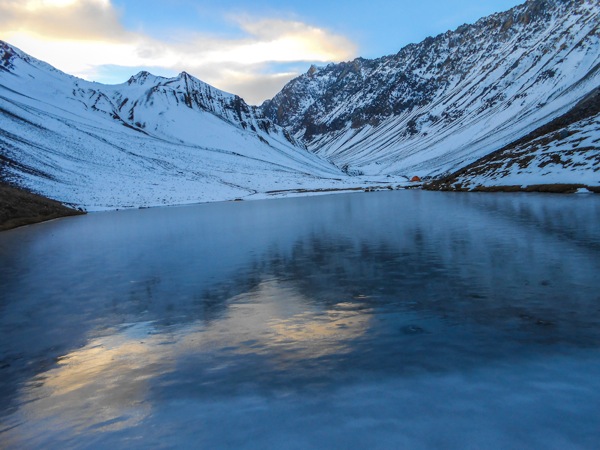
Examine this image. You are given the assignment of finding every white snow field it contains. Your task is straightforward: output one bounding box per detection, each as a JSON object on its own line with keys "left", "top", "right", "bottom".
{"left": 0, "top": 42, "right": 404, "bottom": 211}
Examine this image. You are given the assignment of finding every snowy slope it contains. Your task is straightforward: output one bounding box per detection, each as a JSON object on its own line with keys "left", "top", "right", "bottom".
{"left": 0, "top": 42, "right": 373, "bottom": 211}
{"left": 263, "top": 0, "right": 600, "bottom": 179}
{"left": 426, "top": 87, "right": 600, "bottom": 189}
{"left": 464, "top": 114, "right": 600, "bottom": 187}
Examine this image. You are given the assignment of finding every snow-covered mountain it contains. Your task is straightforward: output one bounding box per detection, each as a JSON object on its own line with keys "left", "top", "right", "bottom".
{"left": 2, "top": 0, "right": 599, "bottom": 210}
{"left": 262, "top": 0, "right": 600, "bottom": 181}
{"left": 0, "top": 42, "right": 371, "bottom": 211}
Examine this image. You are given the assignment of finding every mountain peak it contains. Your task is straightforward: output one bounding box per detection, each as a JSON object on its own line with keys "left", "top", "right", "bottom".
{"left": 0, "top": 41, "right": 80, "bottom": 81}
{"left": 127, "top": 70, "right": 157, "bottom": 85}
{"left": 0, "top": 41, "right": 27, "bottom": 72}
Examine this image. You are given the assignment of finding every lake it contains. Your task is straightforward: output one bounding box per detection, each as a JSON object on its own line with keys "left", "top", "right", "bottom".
{"left": 1, "top": 190, "right": 600, "bottom": 449}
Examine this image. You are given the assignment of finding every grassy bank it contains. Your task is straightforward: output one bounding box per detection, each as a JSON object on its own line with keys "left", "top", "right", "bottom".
{"left": 0, "top": 182, "right": 85, "bottom": 231}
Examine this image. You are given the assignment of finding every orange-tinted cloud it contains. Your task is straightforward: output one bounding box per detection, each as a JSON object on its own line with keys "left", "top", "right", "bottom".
{"left": 0, "top": 0, "right": 358, "bottom": 103}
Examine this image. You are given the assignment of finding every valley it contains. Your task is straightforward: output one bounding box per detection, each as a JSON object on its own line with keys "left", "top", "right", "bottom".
{"left": 0, "top": 0, "right": 598, "bottom": 225}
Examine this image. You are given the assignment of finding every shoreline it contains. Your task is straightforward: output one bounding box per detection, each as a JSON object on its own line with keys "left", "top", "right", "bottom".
{"left": 0, "top": 182, "right": 85, "bottom": 232}
{"left": 3, "top": 181, "right": 599, "bottom": 232}
{"left": 423, "top": 182, "right": 600, "bottom": 194}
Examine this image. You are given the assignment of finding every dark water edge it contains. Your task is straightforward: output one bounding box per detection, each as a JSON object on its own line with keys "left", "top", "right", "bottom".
{"left": 1, "top": 190, "right": 600, "bottom": 448}
{"left": 424, "top": 182, "right": 600, "bottom": 193}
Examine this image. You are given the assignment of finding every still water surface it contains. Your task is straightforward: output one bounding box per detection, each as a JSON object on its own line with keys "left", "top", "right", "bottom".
{"left": 1, "top": 191, "right": 600, "bottom": 448}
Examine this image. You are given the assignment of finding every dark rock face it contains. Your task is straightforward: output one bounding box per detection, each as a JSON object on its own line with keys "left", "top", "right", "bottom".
{"left": 264, "top": 0, "right": 583, "bottom": 137}
{"left": 0, "top": 42, "right": 16, "bottom": 71}
{"left": 261, "top": 0, "right": 599, "bottom": 176}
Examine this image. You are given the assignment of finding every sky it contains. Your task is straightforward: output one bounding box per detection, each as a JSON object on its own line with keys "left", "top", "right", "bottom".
{"left": 1, "top": 0, "right": 523, "bottom": 104}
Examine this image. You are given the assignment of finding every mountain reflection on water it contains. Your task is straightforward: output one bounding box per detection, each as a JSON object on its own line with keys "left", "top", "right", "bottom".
{"left": 1, "top": 191, "right": 600, "bottom": 449}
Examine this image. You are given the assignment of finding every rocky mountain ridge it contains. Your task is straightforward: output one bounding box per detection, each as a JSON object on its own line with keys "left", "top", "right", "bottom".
{"left": 262, "top": 0, "right": 600, "bottom": 180}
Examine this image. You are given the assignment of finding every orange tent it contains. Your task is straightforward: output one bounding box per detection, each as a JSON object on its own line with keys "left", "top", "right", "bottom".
{"left": 410, "top": 176, "right": 422, "bottom": 182}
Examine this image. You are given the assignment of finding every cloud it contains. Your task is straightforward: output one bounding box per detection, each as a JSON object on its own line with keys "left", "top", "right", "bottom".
{"left": 213, "top": 17, "right": 357, "bottom": 65}
{"left": 0, "top": 0, "right": 130, "bottom": 41}
{"left": 239, "top": 18, "right": 355, "bottom": 58}
{"left": 188, "top": 63, "right": 300, "bottom": 106}
{"left": 0, "top": 0, "right": 357, "bottom": 104}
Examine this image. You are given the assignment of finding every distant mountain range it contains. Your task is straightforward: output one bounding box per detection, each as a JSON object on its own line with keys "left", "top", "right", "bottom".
{"left": 1, "top": 0, "right": 598, "bottom": 210}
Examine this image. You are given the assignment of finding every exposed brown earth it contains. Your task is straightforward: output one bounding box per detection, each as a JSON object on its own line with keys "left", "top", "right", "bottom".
{"left": 427, "top": 183, "right": 600, "bottom": 194}
{"left": 0, "top": 182, "right": 84, "bottom": 231}
{"left": 424, "top": 87, "right": 600, "bottom": 193}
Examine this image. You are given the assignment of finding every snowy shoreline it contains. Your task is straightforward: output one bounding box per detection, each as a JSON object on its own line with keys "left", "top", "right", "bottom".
{"left": 4, "top": 179, "right": 600, "bottom": 233}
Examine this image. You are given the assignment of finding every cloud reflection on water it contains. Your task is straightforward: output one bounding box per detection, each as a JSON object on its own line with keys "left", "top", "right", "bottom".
{"left": 9, "top": 278, "right": 372, "bottom": 441}
{"left": 1, "top": 191, "right": 600, "bottom": 447}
